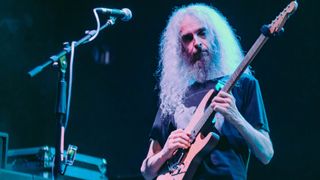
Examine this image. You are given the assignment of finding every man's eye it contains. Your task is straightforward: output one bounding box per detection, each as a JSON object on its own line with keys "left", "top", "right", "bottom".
{"left": 182, "top": 34, "right": 193, "bottom": 42}
{"left": 198, "top": 30, "right": 207, "bottom": 37}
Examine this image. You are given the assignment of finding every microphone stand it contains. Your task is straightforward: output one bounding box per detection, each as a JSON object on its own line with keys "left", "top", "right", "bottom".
{"left": 53, "top": 55, "right": 67, "bottom": 177}
{"left": 27, "top": 17, "right": 117, "bottom": 178}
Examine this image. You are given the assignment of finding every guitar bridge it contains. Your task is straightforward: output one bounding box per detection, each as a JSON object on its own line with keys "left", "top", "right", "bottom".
{"left": 167, "top": 148, "right": 186, "bottom": 173}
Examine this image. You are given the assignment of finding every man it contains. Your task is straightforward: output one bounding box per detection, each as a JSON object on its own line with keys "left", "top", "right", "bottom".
{"left": 141, "top": 4, "right": 274, "bottom": 180}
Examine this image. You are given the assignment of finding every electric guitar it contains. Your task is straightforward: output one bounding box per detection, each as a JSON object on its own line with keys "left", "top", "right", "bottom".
{"left": 157, "top": 1, "right": 298, "bottom": 180}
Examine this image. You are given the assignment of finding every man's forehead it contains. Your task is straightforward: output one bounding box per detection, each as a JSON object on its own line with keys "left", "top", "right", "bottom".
{"left": 179, "top": 15, "right": 205, "bottom": 35}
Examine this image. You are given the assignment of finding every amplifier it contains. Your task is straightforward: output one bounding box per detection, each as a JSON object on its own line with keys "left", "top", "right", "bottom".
{"left": 0, "top": 169, "right": 47, "bottom": 180}
{"left": 0, "top": 132, "right": 8, "bottom": 169}
{"left": 7, "top": 146, "right": 108, "bottom": 179}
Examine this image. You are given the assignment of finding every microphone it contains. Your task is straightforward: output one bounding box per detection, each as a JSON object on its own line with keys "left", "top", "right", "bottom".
{"left": 99, "top": 8, "right": 132, "bottom": 21}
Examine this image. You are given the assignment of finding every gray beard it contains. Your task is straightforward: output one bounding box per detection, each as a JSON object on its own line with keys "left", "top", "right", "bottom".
{"left": 181, "top": 49, "right": 216, "bottom": 84}
{"left": 192, "top": 60, "right": 208, "bottom": 83}
{"left": 187, "top": 54, "right": 213, "bottom": 83}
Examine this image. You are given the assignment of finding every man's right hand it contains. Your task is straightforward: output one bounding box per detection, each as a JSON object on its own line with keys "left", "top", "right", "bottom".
{"left": 160, "top": 129, "right": 192, "bottom": 160}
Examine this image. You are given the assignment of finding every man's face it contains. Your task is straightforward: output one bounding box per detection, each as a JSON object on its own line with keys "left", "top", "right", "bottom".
{"left": 179, "top": 15, "right": 212, "bottom": 82}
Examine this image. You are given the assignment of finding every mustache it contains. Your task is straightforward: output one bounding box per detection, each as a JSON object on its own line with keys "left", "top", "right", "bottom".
{"left": 191, "top": 49, "right": 210, "bottom": 63}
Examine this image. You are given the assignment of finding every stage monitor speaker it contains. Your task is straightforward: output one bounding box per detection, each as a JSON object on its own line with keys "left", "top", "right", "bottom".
{"left": 0, "top": 169, "right": 47, "bottom": 180}
{"left": 0, "top": 132, "right": 8, "bottom": 169}
{"left": 7, "top": 146, "right": 108, "bottom": 179}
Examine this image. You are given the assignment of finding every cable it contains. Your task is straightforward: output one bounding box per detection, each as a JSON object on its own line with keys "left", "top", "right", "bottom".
{"left": 88, "top": 8, "right": 101, "bottom": 42}
{"left": 65, "top": 41, "right": 76, "bottom": 129}
{"left": 61, "top": 164, "right": 69, "bottom": 175}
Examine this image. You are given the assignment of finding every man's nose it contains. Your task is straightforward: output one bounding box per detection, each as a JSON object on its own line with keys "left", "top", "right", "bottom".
{"left": 194, "top": 43, "right": 203, "bottom": 51}
{"left": 194, "top": 36, "right": 203, "bottom": 50}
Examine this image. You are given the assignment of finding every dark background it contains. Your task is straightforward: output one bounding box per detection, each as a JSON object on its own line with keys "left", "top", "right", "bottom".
{"left": 0, "top": 0, "right": 319, "bottom": 179}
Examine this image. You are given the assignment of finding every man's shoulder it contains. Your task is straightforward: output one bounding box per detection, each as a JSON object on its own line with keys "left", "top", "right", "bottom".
{"left": 239, "top": 73, "right": 257, "bottom": 82}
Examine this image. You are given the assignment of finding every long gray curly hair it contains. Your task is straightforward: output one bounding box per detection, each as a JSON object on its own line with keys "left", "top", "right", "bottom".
{"left": 157, "top": 4, "right": 250, "bottom": 116}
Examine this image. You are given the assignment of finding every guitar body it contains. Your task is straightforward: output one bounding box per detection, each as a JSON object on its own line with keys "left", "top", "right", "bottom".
{"left": 157, "top": 132, "right": 220, "bottom": 180}
{"left": 157, "top": 90, "right": 220, "bottom": 180}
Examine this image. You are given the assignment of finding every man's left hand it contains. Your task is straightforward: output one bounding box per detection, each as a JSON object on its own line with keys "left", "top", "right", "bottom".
{"left": 210, "top": 91, "right": 243, "bottom": 125}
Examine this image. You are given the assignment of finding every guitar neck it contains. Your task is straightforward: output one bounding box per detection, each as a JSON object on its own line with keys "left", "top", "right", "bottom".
{"left": 222, "top": 34, "right": 269, "bottom": 92}
{"left": 187, "top": 34, "right": 269, "bottom": 137}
